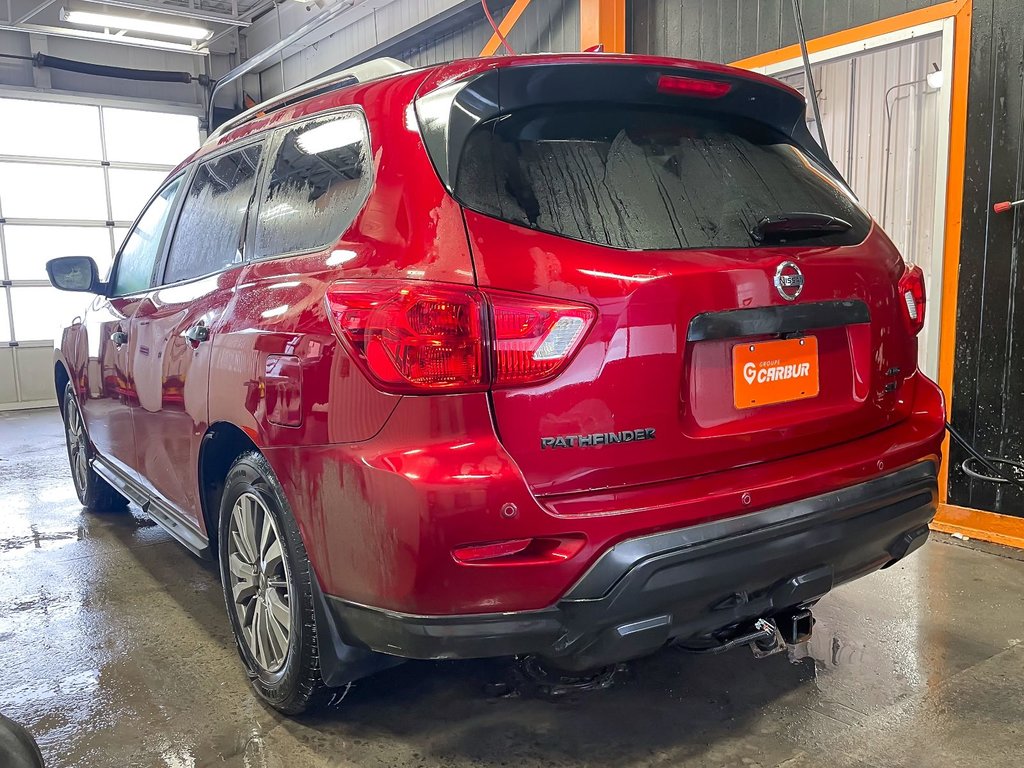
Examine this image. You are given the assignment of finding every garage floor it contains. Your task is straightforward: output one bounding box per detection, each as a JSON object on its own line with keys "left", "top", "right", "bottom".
{"left": 2, "top": 408, "right": 1023, "bottom": 768}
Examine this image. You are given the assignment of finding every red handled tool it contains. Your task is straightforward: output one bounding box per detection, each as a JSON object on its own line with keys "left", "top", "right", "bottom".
{"left": 993, "top": 197, "right": 1024, "bottom": 214}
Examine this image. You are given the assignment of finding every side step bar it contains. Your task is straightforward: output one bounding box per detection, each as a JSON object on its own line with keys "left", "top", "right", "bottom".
{"left": 92, "top": 455, "right": 211, "bottom": 559}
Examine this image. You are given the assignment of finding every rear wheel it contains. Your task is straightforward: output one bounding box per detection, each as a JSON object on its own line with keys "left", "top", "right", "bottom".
{"left": 218, "top": 451, "right": 325, "bottom": 714}
{"left": 62, "top": 383, "right": 127, "bottom": 513}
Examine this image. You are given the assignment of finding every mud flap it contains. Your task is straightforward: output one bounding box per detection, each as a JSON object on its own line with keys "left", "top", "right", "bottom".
{"left": 310, "top": 576, "right": 404, "bottom": 687}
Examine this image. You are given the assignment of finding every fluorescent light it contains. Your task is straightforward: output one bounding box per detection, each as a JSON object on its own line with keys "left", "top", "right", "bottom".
{"left": 926, "top": 69, "right": 944, "bottom": 90}
{"left": 294, "top": 117, "right": 363, "bottom": 155}
{"left": 61, "top": 8, "right": 212, "bottom": 40}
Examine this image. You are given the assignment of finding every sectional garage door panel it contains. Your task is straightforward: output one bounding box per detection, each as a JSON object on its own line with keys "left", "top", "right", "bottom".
{"left": 0, "top": 95, "right": 200, "bottom": 409}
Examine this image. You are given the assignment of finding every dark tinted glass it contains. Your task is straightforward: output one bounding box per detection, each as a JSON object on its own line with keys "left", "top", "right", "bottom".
{"left": 455, "top": 106, "right": 871, "bottom": 250}
{"left": 111, "top": 176, "right": 183, "bottom": 296}
{"left": 254, "top": 112, "right": 370, "bottom": 259}
{"left": 163, "top": 144, "right": 262, "bottom": 284}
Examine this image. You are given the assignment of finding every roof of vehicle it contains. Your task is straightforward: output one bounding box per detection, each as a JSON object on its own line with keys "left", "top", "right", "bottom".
{"left": 174, "top": 52, "right": 807, "bottom": 176}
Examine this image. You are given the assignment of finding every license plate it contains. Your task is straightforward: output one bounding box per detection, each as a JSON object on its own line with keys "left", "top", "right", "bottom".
{"left": 732, "top": 337, "right": 820, "bottom": 410}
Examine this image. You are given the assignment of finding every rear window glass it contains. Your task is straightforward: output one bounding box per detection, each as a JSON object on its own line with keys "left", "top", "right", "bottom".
{"left": 454, "top": 106, "right": 870, "bottom": 250}
{"left": 254, "top": 111, "right": 370, "bottom": 259}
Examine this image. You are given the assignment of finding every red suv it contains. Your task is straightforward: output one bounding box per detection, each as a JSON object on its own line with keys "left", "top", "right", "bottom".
{"left": 47, "top": 54, "right": 945, "bottom": 714}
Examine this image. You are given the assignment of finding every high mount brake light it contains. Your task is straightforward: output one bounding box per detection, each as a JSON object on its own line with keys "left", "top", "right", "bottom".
{"left": 898, "top": 264, "right": 926, "bottom": 335}
{"left": 326, "top": 281, "right": 596, "bottom": 394}
{"left": 656, "top": 74, "right": 732, "bottom": 98}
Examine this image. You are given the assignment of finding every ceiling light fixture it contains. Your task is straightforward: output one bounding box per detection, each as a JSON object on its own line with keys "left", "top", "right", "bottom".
{"left": 60, "top": 8, "right": 212, "bottom": 40}
{"left": 926, "top": 63, "right": 944, "bottom": 90}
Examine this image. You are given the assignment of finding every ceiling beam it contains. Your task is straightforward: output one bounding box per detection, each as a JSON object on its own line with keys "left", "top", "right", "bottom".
{"left": 15, "top": 0, "right": 58, "bottom": 24}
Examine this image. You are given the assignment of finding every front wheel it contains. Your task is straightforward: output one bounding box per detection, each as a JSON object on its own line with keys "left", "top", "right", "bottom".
{"left": 62, "top": 382, "right": 127, "bottom": 513}
{"left": 218, "top": 451, "right": 326, "bottom": 715}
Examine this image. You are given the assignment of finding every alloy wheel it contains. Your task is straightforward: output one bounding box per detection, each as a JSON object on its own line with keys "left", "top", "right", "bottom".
{"left": 65, "top": 397, "right": 89, "bottom": 493}
{"left": 226, "top": 491, "right": 292, "bottom": 674}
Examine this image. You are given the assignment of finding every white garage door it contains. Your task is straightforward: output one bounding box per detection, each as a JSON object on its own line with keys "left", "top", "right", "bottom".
{"left": 0, "top": 95, "right": 201, "bottom": 409}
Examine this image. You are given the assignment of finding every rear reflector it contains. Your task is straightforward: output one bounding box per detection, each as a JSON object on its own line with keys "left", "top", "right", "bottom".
{"left": 452, "top": 535, "right": 586, "bottom": 565}
{"left": 452, "top": 539, "right": 532, "bottom": 563}
{"left": 897, "top": 264, "right": 926, "bottom": 335}
{"left": 326, "top": 280, "right": 595, "bottom": 393}
{"left": 657, "top": 74, "right": 732, "bottom": 98}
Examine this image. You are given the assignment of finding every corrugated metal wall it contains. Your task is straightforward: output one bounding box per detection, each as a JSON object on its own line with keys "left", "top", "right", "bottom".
{"left": 394, "top": 0, "right": 580, "bottom": 67}
{"left": 949, "top": 0, "right": 1024, "bottom": 517}
{"left": 254, "top": 0, "right": 580, "bottom": 99}
{"left": 252, "top": 1, "right": 471, "bottom": 98}
{"left": 627, "top": 0, "right": 947, "bottom": 62}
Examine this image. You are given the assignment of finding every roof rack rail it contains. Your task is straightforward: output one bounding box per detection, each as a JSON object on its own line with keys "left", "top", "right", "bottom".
{"left": 207, "top": 57, "right": 411, "bottom": 143}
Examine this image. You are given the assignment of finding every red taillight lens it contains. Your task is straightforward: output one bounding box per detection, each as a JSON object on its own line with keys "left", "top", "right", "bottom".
{"left": 897, "top": 264, "right": 926, "bottom": 335}
{"left": 326, "top": 281, "right": 595, "bottom": 393}
{"left": 326, "top": 281, "right": 487, "bottom": 393}
{"left": 657, "top": 74, "right": 732, "bottom": 98}
{"left": 490, "top": 293, "right": 595, "bottom": 388}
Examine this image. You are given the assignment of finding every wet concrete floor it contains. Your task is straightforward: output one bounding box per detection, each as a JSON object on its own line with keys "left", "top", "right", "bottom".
{"left": 1, "top": 407, "right": 1023, "bottom": 767}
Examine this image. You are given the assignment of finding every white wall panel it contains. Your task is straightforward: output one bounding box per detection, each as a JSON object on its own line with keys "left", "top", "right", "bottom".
{"left": 0, "top": 30, "right": 33, "bottom": 87}
{"left": 777, "top": 34, "right": 946, "bottom": 378}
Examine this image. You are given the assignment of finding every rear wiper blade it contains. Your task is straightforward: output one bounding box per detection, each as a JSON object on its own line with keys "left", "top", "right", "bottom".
{"left": 750, "top": 212, "right": 853, "bottom": 244}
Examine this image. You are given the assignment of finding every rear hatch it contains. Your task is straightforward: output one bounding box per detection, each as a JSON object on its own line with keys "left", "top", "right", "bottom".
{"left": 416, "top": 59, "right": 918, "bottom": 497}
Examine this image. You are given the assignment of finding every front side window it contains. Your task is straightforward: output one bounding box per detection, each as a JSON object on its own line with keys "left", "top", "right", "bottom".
{"left": 254, "top": 111, "right": 370, "bottom": 259}
{"left": 455, "top": 105, "right": 871, "bottom": 251}
{"left": 163, "top": 144, "right": 263, "bottom": 285}
{"left": 111, "top": 176, "right": 183, "bottom": 296}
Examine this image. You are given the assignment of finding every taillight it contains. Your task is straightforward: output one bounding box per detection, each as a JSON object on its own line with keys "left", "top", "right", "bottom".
{"left": 326, "top": 280, "right": 595, "bottom": 393}
{"left": 326, "top": 281, "right": 487, "bottom": 393}
{"left": 897, "top": 264, "right": 926, "bottom": 335}
{"left": 490, "top": 293, "right": 595, "bottom": 387}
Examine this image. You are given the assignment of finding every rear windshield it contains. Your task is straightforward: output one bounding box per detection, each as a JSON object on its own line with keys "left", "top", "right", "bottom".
{"left": 454, "top": 105, "right": 870, "bottom": 250}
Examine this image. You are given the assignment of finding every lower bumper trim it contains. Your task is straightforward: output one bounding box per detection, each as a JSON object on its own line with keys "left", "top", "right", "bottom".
{"left": 325, "top": 461, "right": 938, "bottom": 671}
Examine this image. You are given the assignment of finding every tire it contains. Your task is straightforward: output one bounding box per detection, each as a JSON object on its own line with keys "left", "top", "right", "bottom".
{"left": 62, "top": 382, "right": 128, "bottom": 513}
{"left": 217, "top": 451, "right": 326, "bottom": 715}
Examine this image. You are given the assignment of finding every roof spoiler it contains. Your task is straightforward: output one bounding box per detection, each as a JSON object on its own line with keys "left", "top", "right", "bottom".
{"left": 415, "top": 62, "right": 846, "bottom": 194}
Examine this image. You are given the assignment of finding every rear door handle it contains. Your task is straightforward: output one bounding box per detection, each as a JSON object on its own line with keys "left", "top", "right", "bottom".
{"left": 110, "top": 330, "right": 128, "bottom": 347}
{"left": 185, "top": 321, "right": 210, "bottom": 345}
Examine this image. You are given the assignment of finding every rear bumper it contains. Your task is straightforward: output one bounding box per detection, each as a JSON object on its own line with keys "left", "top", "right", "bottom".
{"left": 326, "top": 460, "right": 937, "bottom": 670}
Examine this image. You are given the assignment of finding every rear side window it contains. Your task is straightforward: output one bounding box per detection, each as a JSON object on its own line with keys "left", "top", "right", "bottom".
{"left": 254, "top": 111, "right": 370, "bottom": 259}
{"left": 163, "top": 144, "right": 262, "bottom": 285}
{"left": 455, "top": 106, "right": 870, "bottom": 250}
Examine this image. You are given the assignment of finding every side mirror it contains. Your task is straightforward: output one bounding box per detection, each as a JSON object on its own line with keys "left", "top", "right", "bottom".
{"left": 46, "top": 256, "right": 103, "bottom": 294}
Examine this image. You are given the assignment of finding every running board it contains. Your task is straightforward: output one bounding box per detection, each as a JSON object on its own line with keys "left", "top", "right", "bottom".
{"left": 92, "top": 456, "right": 211, "bottom": 559}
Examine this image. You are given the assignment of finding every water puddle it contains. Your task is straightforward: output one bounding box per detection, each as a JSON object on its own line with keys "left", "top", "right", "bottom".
{"left": 0, "top": 525, "right": 85, "bottom": 552}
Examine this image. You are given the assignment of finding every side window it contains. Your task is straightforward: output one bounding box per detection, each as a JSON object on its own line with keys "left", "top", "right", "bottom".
{"left": 111, "top": 176, "right": 183, "bottom": 296}
{"left": 253, "top": 111, "right": 370, "bottom": 259}
{"left": 163, "top": 144, "right": 263, "bottom": 285}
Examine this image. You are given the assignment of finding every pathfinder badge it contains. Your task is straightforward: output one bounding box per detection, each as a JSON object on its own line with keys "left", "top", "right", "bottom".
{"left": 540, "top": 428, "right": 656, "bottom": 449}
